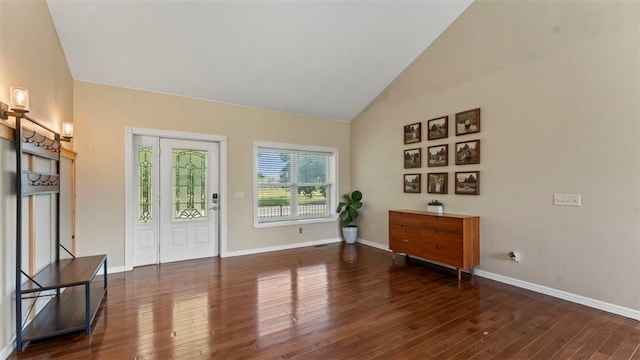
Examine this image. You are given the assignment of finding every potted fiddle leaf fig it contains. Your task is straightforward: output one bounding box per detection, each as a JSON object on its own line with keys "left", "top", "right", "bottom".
{"left": 336, "top": 190, "right": 363, "bottom": 244}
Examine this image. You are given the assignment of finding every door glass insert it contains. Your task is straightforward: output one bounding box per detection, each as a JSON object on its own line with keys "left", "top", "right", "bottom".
{"left": 138, "top": 146, "right": 153, "bottom": 223}
{"left": 172, "top": 149, "right": 208, "bottom": 221}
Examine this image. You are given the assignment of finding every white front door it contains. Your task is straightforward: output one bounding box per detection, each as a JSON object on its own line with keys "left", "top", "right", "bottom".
{"left": 159, "top": 139, "right": 219, "bottom": 263}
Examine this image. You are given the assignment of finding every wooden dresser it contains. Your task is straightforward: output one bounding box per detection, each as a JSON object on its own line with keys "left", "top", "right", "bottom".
{"left": 389, "top": 210, "right": 480, "bottom": 281}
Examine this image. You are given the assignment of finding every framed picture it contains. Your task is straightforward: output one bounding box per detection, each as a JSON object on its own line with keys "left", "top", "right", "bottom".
{"left": 455, "top": 140, "right": 480, "bottom": 165}
{"left": 427, "top": 116, "right": 448, "bottom": 140}
{"left": 427, "top": 172, "right": 448, "bottom": 194}
{"left": 404, "top": 148, "right": 422, "bottom": 169}
{"left": 455, "top": 171, "right": 480, "bottom": 195}
{"left": 455, "top": 108, "right": 481, "bottom": 136}
{"left": 427, "top": 144, "right": 448, "bottom": 167}
{"left": 404, "top": 122, "right": 421, "bottom": 144}
{"left": 404, "top": 173, "right": 421, "bottom": 193}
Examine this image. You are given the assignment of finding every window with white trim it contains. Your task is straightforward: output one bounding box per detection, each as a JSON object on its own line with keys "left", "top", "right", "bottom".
{"left": 255, "top": 142, "right": 337, "bottom": 225}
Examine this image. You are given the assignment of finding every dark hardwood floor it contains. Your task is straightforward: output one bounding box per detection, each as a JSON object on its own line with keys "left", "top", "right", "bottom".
{"left": 9, "top": 243, "right": 640, "bottom": 359}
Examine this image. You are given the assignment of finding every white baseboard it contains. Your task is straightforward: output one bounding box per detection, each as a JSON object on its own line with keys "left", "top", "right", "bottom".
{"left": 107, "top": 265, "right": 126, "bottom": 274}
{"left": 1, "top": 341, "right": 14, "bottom": 360}
{"left": 356, "top": 238, "right": 390, "bottom": 252}
{"left": 224, "top": 237, "right": 343, "bottom": 257}
{"left": 474, "top": 269, "right": 640, "bottom": 321}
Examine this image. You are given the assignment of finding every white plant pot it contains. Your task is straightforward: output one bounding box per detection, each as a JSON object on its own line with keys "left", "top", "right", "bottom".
{"left": 342, "top": 226, "right": 358, "bottom": 244}
{"left": 427, "top": 205, "right": 444, "bottom": 214}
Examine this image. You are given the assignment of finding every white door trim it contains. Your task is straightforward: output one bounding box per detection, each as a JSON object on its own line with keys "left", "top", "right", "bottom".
{"left": 124, "top": 127, "right": 228, "bottom": 271}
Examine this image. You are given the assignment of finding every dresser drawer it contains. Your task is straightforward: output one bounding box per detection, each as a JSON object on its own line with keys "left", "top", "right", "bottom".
{"left": 421, "top": 228, "right": 462, "bottom": 246}
{"left": 422, "top": 242, "right": 463, "bottom": 267}
{"left": 389, "top": 234, "right": 421, "bottom": 254}
{"left": 422, "top": 236, "right": 463, "bottom": 267}
{"left": 389, "top": 224, "right": 421, "bottom": 239}
{"left": 389, "top": 211, "right": 422, "bottom": 226}
{"left": 421, "top": 215, "right": 463, "bottom": 233}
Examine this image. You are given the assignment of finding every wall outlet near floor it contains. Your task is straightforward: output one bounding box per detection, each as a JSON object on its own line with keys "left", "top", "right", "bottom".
{"left": 553, "top": 193, "right": 581, "bottom": 206}
{"left": 508, "top": 251, "right": 519, "bottom": 262}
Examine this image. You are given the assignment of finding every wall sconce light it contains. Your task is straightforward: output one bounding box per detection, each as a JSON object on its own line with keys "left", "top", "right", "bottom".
{"left": 1, "top": 86, "right": 30, "bottom": 120}
{"left": 10, "top": 86, "right": 29, "bottom": 111}
{"left": 61, "top": 122, "right": 74, "bottom": 141}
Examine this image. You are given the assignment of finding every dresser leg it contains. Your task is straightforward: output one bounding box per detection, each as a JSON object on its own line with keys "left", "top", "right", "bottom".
{"left": 391, "top": 251, "right": 396, "bottom": 263}
{"left": 457, "top": 268, "right": 462, "bottom": 282}
{"left": 470, "top": 267, "right": 475, "bottom": 277}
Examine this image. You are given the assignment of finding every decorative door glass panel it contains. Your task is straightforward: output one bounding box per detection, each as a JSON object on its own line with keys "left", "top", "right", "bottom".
{"left": 138, "top": 146, "right": 153, "bottom": 223}
{"left": 172, "top": 149, "right": 208, "bottom": 221}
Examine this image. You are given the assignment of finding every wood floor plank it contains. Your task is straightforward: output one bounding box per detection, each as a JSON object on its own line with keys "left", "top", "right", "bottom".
{"left": 611, "top": 328, "right": 640, "bottom": 359}
{"left": 8, "top": 243, "right": 640, "bottom": 359}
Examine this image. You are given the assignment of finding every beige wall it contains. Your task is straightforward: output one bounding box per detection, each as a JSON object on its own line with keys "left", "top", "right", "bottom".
{"left": 351, "top": 0, "right": 640, "bottom": 311}
{"left": 73, "top": 81, "right": 350, "bottom": 267}
{"left": 0, "top": 0, "right": 74, "bottom": 356}
{"left": 2, "top": 0, "right": 638, "bottom": 356}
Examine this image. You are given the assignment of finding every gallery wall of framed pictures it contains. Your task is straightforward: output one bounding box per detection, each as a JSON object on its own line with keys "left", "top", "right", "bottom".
{"left": 402, "top": 108, "right": 482, "bottom": 195}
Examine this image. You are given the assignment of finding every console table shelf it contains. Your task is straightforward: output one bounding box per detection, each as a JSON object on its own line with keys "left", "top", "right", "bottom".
{"left": 20, "top": 256, "right": 107, "bottom": 347}
{"left": 22, "top": 255, "right": 106, "bottom": 293}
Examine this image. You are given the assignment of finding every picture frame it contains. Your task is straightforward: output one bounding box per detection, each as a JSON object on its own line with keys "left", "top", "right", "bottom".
{"left": 404, "top": 122, "right": 422, "bottom": 144}
{"left": 455, "top": 171, "right": 480, "bottom": 195}
{"left": 427, "top": 172, "right": 448, "bottom": 194}
{"left": 404, "top": 148, "right": 422, "bottom": 169}
{"left": 403, "top": 173, "right": 421, "bottom": 193}
{"left": 455, "top": 140, "right": 480, "bottom": 165}
{"left": 427, "top": 116, "right": 448, "bottom": 140}
{"left": 455, "top": 108, "right": 481, "bottom": 136}
{"left": 427, "top": 144, "right": 448, "bottom": 167}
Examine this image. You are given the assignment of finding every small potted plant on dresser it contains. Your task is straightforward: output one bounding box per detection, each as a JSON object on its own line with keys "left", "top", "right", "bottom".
{"left": 336, "top": 190, "right": 363, "bottom": 244}
{"left": 427, "top": 200, "right": 444, "bottom": 214}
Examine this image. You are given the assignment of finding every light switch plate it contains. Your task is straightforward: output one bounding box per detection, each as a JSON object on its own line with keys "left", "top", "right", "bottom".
{"left": 553, "top": 194, "right": 581, "bottom": 206}
{"left": 234, "top": 191, "right": 245, "bottom": 199}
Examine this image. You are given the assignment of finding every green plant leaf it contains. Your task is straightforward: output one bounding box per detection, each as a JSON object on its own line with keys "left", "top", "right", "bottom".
{"left": 336, "top": 190, "right": 363, "bottom": 227}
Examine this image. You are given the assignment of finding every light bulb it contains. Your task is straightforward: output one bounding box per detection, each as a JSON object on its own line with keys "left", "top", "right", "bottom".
{"left": 10, "top": 86, "right": 29, "bottom": 110}
{"left": 61, "top": 122, "right": 74, "bottom": 138}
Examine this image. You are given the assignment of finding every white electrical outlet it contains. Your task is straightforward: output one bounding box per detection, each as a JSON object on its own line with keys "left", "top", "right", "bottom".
{"left": 553, "top": 194, "right": 581, "bottom": 207}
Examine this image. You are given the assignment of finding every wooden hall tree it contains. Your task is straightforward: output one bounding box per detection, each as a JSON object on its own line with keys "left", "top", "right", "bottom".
{"left": 8, "top": 110, "right": 107, "bottom": 351}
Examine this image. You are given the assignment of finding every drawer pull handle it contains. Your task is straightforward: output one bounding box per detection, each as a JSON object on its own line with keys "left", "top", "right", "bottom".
{"left": 402, "top": 239, "right": 409, "bottom": 243}
{"left": 436, "top": 245, "right": 445, "bottom": 250}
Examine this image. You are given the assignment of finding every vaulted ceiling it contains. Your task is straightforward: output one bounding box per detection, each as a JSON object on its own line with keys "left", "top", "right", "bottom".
{"left": 47, "top": 1, "right": 472, "bottom": 121}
